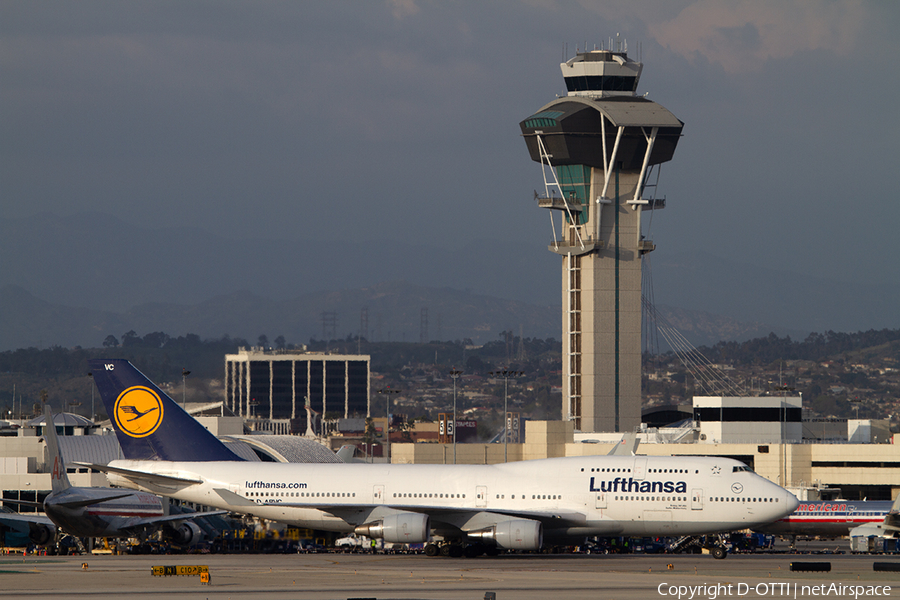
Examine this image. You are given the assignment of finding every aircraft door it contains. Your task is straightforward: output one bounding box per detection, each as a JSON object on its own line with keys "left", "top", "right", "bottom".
{"left": 595, "top": 492, "right": 607, "bottom": 509}
{"left": 691, "top": 488, "right": 703, "bottom": 510}
{"left": 633, "top": 457, "right": 647, "bottom": 480}
{"left": 374, "top": 485, "right": 385, "bottom": 504}
{"left": 476, "top": 486, "right": 487, "bottom": 508}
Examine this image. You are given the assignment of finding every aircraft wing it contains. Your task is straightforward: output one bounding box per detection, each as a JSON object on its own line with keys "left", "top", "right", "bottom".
{"left": 118, "top": 510, "right": 231, "bottom": 535}
{"left": 211, "top": 487, "right": 600, "bottom": 536}
{"left": 0, "top": 511, "right": 55, "bottom": 529}
{"left": 212, "top": 488, "right": 586, "bottom": 524}
{"left": 410, "top": 506, "right": 588, "bottom": 525}
{"left": 313, "top": 503, "right": 589, "bottom": 530}
{"left": 392, "top": 506, "right": 600, "bottom": 535}
{"left": 342, "top": 505, "right": 620, "bottom": 538}
{"left": 73, "top": 462, "right": 203, "bottom": 487}
{"left": 213, "top": 488, "right": 259, "bottom": 507}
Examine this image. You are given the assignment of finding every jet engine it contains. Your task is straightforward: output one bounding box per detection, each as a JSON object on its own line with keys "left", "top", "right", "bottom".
{"left": 354, "top": 513, "right": 429, "bottom": 543}
{"left": 165, "top": 521, "right": 203, "bottom": 546}
{"left": 468, "top": 519, "right": 543, "bottom": 550}
{"left": 28, "top": 522, "right": 57, "bottom": 546}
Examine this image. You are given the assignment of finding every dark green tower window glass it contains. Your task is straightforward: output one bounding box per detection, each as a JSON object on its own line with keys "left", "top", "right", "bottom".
{"left": 523, "top": 110, "right": 563, "bottom": 130}
{"left": 555, "top": 165, "right": 591, "bottom": 225}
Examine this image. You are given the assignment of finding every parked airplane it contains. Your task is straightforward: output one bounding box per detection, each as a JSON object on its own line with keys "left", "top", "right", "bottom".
{"left": 757, "top": 496, "right": 900, "bottom": 539}
{"left": 849, "top": 495, "right": 900, "bottom": 540}
{"left": 0, "top": 406, "right": 225, "bottom": 550}
{"left": 84, "top": 359, "right": 799, "bottom": 558}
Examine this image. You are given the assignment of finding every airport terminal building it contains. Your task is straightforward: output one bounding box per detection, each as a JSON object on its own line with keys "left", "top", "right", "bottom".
{"left": 1, "top": 390, "right": 897, "bottom": 535}
{"left": 1, "top": 407, "right": 897, "bottom": 542}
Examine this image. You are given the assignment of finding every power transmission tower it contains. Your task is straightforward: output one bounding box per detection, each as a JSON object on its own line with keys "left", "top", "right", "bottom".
{"left": 321, "top": 311, "right": 337, "bottom": 341}
{"left": 360, "top": 307, "right": 369, "bottom": 341}
{"left": 516, "top": 324, "right": 527, "bottom": 362}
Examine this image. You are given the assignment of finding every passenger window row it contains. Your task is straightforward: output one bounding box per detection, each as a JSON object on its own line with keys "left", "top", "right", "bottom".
{"left": 583, "top": 467, "right": 699, "bottom": 474}
{"left": 711, "top": 497, "right": 778, "bottom": 503}
{"left": 613, "top": 495, "right": 686, "bottom": 502}
{"left": 586, "top": 468, "right": 632, "bottom": 473}
{"left": 246, "top": 491, "right": 356, "bottom": 498}
{"left": 486, "top": 494, "right": 563, "bottom": 500}
{"left": 392, "top": 493, "right": 465, "bottom": 499}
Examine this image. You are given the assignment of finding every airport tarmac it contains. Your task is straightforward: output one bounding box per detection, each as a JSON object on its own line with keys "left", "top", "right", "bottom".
{"left": 2, "top": 551, "right": 899, "bottom": 600}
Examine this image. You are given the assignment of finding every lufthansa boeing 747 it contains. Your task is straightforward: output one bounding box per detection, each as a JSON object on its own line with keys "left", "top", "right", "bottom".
{"left": 83, "top": 359, "right": 799, "bottom": 558}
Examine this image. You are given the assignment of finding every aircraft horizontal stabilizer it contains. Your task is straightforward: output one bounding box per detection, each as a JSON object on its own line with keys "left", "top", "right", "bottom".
{"left": 73, "top": 462, "right": 202, "bottom": 487}
{"left": 52, "top": 492, "right": 135, "bottom": 509}
{"left": 0, "top": 498, "right": 44, "bottom": 509}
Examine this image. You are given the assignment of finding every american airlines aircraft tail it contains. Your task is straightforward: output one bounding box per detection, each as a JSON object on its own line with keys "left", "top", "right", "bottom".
{"left": 87, "top": 359, "right": 799, "bottom": 557}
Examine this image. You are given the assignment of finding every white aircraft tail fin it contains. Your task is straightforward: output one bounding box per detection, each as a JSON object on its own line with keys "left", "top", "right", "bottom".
{"left": 41, "top": 405, "right": 71, "bottom": 494}
{"left": 607, "top": 433, "right": 639, "bottom": 456}
{"left": 336, "top": 445, "right": 357, "bottom": 463}
{"left": 883, "top": 493, "right": 900, "bottom": 531}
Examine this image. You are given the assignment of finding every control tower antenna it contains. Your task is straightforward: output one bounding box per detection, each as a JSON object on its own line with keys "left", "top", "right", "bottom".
{"left": 519, "top": 46, "right": 684, "bottom": 433}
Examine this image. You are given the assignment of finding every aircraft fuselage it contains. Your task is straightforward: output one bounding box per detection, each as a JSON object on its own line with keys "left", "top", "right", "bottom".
{"left": 106, "top": 454, "right": 797, "bottom": 540}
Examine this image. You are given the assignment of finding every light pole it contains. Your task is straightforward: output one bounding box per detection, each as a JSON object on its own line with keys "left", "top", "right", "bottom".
{"left": 87, "top": 372, "right": 94, "bottom": 422}
{"left": 182, "top": 368, "right": 191, "bottom": 408}
{"left": 378, "top": 388, "right": 400, "bottom": 464}
{"left": 449, "top": 369, "right": 461, "bottom": 464}
{"left": 490, "top": 370, "right": 524, "bottom": 462}
{"left": 849, "top": 397, "right": 862, "bottom": 420}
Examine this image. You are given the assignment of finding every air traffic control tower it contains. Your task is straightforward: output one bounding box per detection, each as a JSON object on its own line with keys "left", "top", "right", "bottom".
{"left": 519, "top": 47, "right": 683, "bottom": 433}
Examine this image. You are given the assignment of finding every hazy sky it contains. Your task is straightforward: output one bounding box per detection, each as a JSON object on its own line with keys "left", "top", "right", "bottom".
{"left": 3, "top": 1, "right": 899, "bottom": 292}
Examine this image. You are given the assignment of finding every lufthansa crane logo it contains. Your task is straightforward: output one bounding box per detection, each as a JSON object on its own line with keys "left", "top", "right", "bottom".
{"left": 114, "top": 386, "right": 164, "bottom": 438}
{"left": 731, "top": 482, "right": 744, "bottom": 494}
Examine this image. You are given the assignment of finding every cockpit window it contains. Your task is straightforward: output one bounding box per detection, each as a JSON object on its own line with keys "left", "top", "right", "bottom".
{"left": 732, "top": 466, "right": 752, "bottom": 473}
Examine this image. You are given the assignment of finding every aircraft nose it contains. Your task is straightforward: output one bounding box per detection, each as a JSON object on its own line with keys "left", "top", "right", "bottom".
{"left": 785, "top": 491, "right": 800, "bottom": 513}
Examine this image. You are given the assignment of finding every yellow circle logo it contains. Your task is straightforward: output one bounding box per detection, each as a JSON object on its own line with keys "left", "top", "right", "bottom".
{"left": 114, "top": 386, "right": 164, "bottom": 438}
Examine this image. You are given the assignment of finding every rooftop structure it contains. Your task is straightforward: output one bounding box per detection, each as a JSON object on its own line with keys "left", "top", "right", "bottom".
{"left": 225, "top": 347, "right": 370, "bottom": 434}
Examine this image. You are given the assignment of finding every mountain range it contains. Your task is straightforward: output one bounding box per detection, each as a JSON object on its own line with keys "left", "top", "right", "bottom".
{"left": 3, "top": 212, "right": 896, "bottom": 352}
